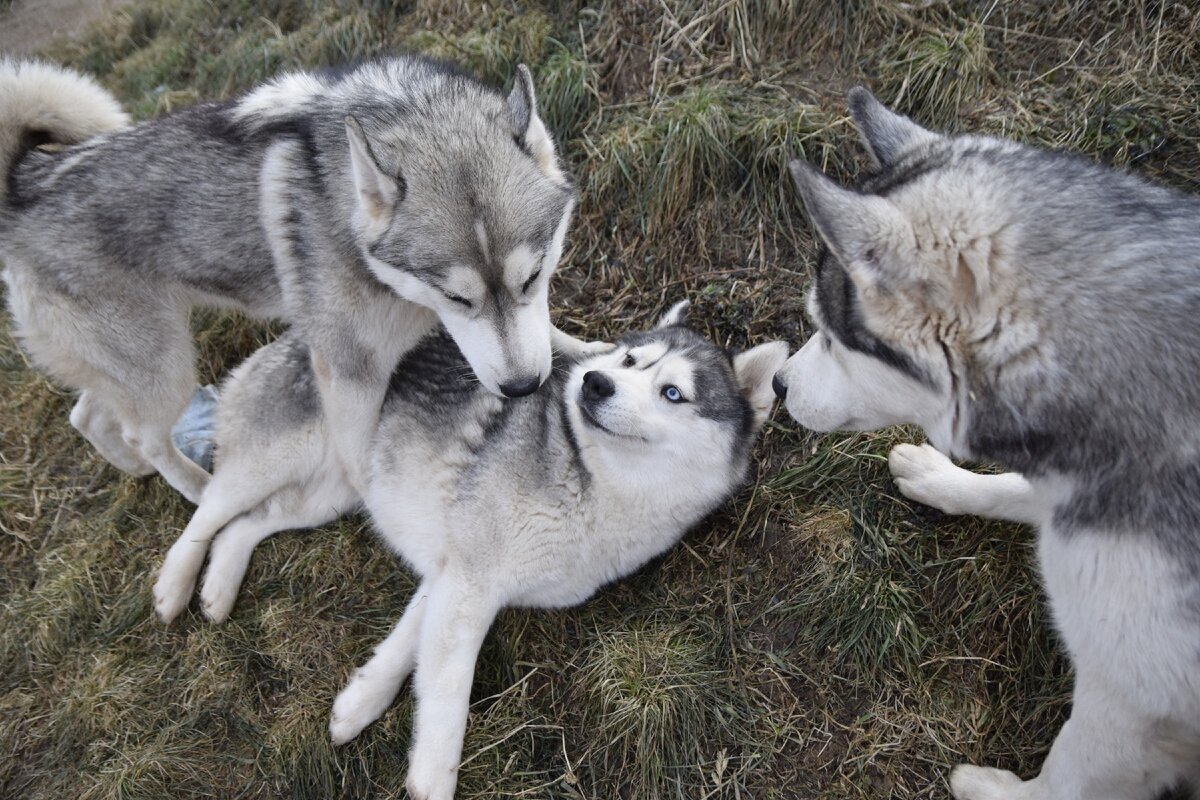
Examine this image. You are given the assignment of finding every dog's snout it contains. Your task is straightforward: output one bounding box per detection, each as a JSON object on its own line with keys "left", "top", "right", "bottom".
{"left": 500, "top": 375, "right": 541, "bottom": 398}
{"left": 581, "top": 370, "right": 616, "bottom": 403}
{"left": 772, "top": 372, "right": 788, "bottom": 400}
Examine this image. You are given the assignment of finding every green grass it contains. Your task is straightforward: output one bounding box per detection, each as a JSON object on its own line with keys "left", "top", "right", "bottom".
{"left": 3, "top": 0, "right": 1200, "bottom": 798}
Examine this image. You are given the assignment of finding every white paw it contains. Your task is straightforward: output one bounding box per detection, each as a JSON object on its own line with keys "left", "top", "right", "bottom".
{"left": 405, "top": 755, "right": 458, "bottom": 800}
{"left": 153, "top": 555, "right": 198, "bottom": 623}
{"left": 329, "top": 670, "right": 395, "bottom": 745}
{"left": 579, "top": 340, "right": 616, "bottom": 356}
{"left": 950, "top": 764, "right": 1024, "bottom": 800}
{"left": 888, "top": 442, "right": 967, "bottom": 515}
{"left": 199, "top": 569, "right": 239, "bottom": 623}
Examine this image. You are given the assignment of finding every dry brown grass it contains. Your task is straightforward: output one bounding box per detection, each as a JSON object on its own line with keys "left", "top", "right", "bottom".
{"left": 3, "top": 1, "right": 1199, "bottom": 798}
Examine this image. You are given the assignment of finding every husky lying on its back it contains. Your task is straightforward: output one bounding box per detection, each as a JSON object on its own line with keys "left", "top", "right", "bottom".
{"left": 774, "top": 89, "right": 1200, "bottom": 798}
{"left": 155, "top": 302, "right": 786, "bottom": 800}
{"left": 0, "top": 57, "right": 572, "bottom": 503}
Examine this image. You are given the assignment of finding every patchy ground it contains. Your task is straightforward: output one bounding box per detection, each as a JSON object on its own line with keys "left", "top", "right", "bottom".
{"left": 0, "top": 0, "right": 134, "bottom": 56}
{"left": 1, "top": 1, "right": 1198, "bottom": 799}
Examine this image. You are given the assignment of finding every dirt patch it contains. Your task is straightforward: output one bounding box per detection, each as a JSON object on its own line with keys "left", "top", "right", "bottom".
{"left": 0, "top": 0, "right": 133, "bottom": 57}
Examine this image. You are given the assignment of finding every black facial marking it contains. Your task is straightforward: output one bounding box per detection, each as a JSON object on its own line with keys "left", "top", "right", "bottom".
{"left": 615, "top": 327, "right": 755, "bottom": 437}
{"left": 812, "top": 248, "right": 931, "bottom": 386}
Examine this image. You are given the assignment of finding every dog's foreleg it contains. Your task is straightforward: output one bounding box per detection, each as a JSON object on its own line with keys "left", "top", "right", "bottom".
{"left": 951, "top": 674, "right": 1180, "bottom": 800}
{"left": 404, "top": 575, "right": 500, "bottom": 800}
{"left": 889, "top": 443, "right": 1043, "bottom": 525}
{"left": 69, "top": 391, "right": 155, "bottom": 476}
{"left": 329, "top": 581, "right": 434, "bottom": 745}
{"left": 310, "top": 351, "right": 386, "bottom": 496}
{"left": 550, "top": 325, "right": 615, "bottom": 360}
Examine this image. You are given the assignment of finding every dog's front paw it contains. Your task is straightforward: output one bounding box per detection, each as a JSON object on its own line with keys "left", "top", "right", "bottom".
{"left": 329, "top": 670, "right": 394, "bottom": 745}
{"left": 153, "top": 558, "right": 196, "bottom": 623}
{"left": 578, "top": 340, "right": 616, "bottom": 356}
{"left": 950, "top": 764, "right": 1025, "bottom": 800}
{"left": 888, "top": 443, "right": 969, "bottom": 515}
{"left": 405, "top": 756, "right": 458, "bottom": 800}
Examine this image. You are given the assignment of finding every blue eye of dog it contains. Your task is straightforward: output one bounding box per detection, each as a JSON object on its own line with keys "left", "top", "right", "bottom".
{"left": 522, "top": 269, "right": 541, "bottom": 294}
{"left": 662, "top": 385, "right": 685, "bottom": 403}
{"left": 622, "top": 353, "right": 636, "bottom": 368}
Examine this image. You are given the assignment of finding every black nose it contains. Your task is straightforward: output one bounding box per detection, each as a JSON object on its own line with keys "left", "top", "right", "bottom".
{"left": 581, "top": 370, "right": 615, "bottom": 403}
{"left": 772, "top": 372, "right": 788, "bottom": 400}
{"left": 500, "top": 375, "right": 541, "bottom": 398}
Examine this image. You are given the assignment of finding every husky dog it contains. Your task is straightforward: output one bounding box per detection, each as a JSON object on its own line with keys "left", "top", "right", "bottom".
{"left": 153, "top": 302, "right": 786, "bottom": 799}
{"left": 0, "top": 57, "right": 572, "bottom": 503}
{"left": 773, "top": 88, "right": 1200, "bottom": 798}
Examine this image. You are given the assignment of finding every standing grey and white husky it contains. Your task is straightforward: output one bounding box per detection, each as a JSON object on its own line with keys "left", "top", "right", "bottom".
{"left": 0, "top": 56, "right": 573, "bottom": 503}
{"left": 773, "top": 89, "right": 1200, "bottom": 798}
{"left": 153, "top": 301, "right": 786, "bottom": 799}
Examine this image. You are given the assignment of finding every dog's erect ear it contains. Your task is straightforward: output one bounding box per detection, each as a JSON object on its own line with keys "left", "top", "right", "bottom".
{"left": 508, "top": 64, "right": 565, "bottom": 183}
{"left": 788, "top": 159, "right": 913, "bottom": 291}
{"left": 733, "top": 341, "right": 790, "bottom": 427}
{"left": 345, "top": 115, "right": 401, "bottom": 236}
{"left": 508, "top": 64, "right": 535, "bottom": 137}
{"left": 656, "top": 299, "right": 690, "bottom": 329}
{"left": 847, "top": 87, "right": 940, "bottom": 168}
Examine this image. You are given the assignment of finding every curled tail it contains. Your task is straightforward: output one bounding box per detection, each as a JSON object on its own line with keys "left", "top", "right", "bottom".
{"left": 0, "top": 59, "right": 129, "bottom": 207}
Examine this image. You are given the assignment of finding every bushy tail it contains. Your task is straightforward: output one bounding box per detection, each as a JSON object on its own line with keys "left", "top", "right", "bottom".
{"left": 0, "top": 59, "right": 129, "bottom": 207}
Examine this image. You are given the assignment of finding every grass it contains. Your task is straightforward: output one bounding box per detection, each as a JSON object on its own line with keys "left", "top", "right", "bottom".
{"left": 2, "top": 0, "right": 1199, "bottom": 798}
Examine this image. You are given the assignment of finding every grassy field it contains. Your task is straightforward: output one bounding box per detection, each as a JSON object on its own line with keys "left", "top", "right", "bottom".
{"left": 2, "top": 1, "right": 1199, "bottom": 798}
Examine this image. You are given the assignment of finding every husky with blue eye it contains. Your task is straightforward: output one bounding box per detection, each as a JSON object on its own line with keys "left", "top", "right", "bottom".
{"left": 153, "top": 301, "right": 786, "bottom": 800}
{"left": 773, "top": 88, "right": 1200, "bottom": 799}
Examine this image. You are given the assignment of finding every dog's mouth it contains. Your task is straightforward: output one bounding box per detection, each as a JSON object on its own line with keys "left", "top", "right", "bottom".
{"left": 576, "top": 398, "right": 648, "bottom": 442}
{"left": 579, "top": 401, "right": 617, "bottom": 436}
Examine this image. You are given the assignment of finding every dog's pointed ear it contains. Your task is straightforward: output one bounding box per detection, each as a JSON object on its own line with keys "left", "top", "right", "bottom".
{"left": 507, "top": 64, "right": 535, "bottom": 137}
{"left": 847, "top": 87, "right": 940, "bottom": 168}
{"left": 508, "top": 64, "right": 565, "bottom": 183}
{"left": 656, "top": 299, "right": 690, "bottom": 329}
{"left": 733, "top": 341, "right": 790, "bottom": 427}
{"left": 345, "top": 115, "right": 401, "bottom": 236}
{"left": 788, "top": 159, "right": 913, "bottom": 291}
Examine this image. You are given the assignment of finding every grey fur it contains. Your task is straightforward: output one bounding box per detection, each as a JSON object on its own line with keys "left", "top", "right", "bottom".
{"left": 1, "top": 56, "right": 573, "bottom": 503}
{"left": 777, "top": 87, "right": 1200, "bottom": 798}
{"left": 153, "top": 312, "right": 787, "bottom": 797}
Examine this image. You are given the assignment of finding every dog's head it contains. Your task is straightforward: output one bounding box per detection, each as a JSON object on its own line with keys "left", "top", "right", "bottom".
{"left": 346, "top": 61, "right": 575, "bottom": 399}
{"left": 566, "top": 301, "right": 788, "bottom": 496}
{"left": 774, "top": 88, "right": 1039, "bottom": 457}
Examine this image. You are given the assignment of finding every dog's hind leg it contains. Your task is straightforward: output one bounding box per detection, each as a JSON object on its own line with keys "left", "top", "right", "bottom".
{"left": 199, "top": 481, "right": 356, "bottom": 623}
{"left": 329, "top": 581, "right": 435, "bottom": 745}
{"left": 889, "top": 443, "right": 1045, "bottom": 525}
{"left": 403, "top": 575, "right": 502, "bottom": 800}
{"left": 121, "top": 336, "right": 212, "bottom": 504}
{"left": 131, "top": 422, "right": 212, "bottom": 505}
{"left": 69, "top": 391, "right": 154, "bottom": 475}
{"left": 951, "top": 675, "right": 1183, "bottom": 800}
{"left": 153, "top": 468, "right": 295, "bottom": 623}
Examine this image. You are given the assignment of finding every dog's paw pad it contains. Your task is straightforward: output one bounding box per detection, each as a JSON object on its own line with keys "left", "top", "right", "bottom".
{"left": 888, "top": 443, "right": 963, "bottom": 512}
{"left": 405, "top": 763, "right": 457, "bottom": 800}
{"left": 199, "top": 578, "right": 237, "bottom": 623}
{"left": 329, "top": 673, "right": 389, "bottom": 745}
{"left": 888, "top": 442, "right": 951, "bottom": 481}
{"left": 152, "top": 570, "right": 192, "bottom": 624}
{"left": 950, "top": 765, "right": 1024, "bottom": 800}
